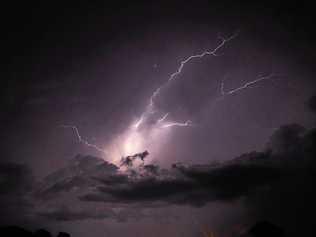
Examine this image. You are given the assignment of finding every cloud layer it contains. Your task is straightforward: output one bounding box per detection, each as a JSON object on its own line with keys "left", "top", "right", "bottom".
{"left": 1, "top": 108, "right": 316, "bottom": 235}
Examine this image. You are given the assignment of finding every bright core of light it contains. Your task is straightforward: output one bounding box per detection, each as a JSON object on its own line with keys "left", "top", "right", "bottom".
{"left": 105, "top": 117, "right": 173, "bottom": 165}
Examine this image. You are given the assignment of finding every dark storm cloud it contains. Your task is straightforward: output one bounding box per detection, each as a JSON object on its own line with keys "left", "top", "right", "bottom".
{"left": 78, "top": 152, "right": 283, "bottom": 206}
{"left": 265, "top": 123, "right": 305, "bottom": 155}
{"left": 244, "top": 128, "right": 316, "bottom": 236}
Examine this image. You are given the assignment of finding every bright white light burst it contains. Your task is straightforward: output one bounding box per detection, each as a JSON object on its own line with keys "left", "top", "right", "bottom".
{"left": 105, "top": 119, "right": 175, "bottom": 164}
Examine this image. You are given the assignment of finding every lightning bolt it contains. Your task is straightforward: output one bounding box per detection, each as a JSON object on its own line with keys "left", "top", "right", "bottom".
{"left": 149, "top": 32, "right": 238, "bottom": 109}
{"left": 156, "top": 113, "right": 192, "bottom": 128}
{"left": 60, "top": 32, "right": 278, "bottom": 159}
{"left": 220, "top": 73, "right": 276, "bottom": 97}
{"left": 60, "top": 125, "right": 108, "bottom": 154}
{"left": 160, "top": 120, "right": 192, "bottom": 129}
{"left": 133, "top": 32, "right": 239, "bottom": 129}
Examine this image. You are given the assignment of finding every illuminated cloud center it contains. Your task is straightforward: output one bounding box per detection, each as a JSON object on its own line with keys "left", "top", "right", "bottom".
{"left": 105, "top": 115, "right": 176, "bottom": 164}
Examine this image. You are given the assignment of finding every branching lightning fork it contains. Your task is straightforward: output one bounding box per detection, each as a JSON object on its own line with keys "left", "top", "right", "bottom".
{"left": 148, "top": 32, "right": 239, "bottom": 111}
{"left": 61, "top": 32, "right": 278, "bottom": 157}
{"left": 133, "top": 32, "right": 239, "bottom": 129}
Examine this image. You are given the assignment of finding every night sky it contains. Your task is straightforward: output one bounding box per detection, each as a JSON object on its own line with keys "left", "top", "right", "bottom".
{"left": 2, "top": 1, "right": 316, "bottom": 237}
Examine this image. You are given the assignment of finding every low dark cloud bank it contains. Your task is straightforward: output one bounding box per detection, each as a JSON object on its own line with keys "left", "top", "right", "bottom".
{"left": 79, "top": 153, "right": 282, "bottom": 206}
{"left": 1, "top": 96, "right": 316, "bottom": 235}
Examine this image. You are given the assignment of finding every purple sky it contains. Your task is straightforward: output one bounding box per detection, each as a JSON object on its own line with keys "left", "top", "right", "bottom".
{"left": 2, "top": 1, "right": 316, "bottom": 236}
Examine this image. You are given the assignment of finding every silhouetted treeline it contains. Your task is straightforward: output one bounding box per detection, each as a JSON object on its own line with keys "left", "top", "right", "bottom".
{"left": 0, "top": 226, "right": 70, "bottom": 237}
